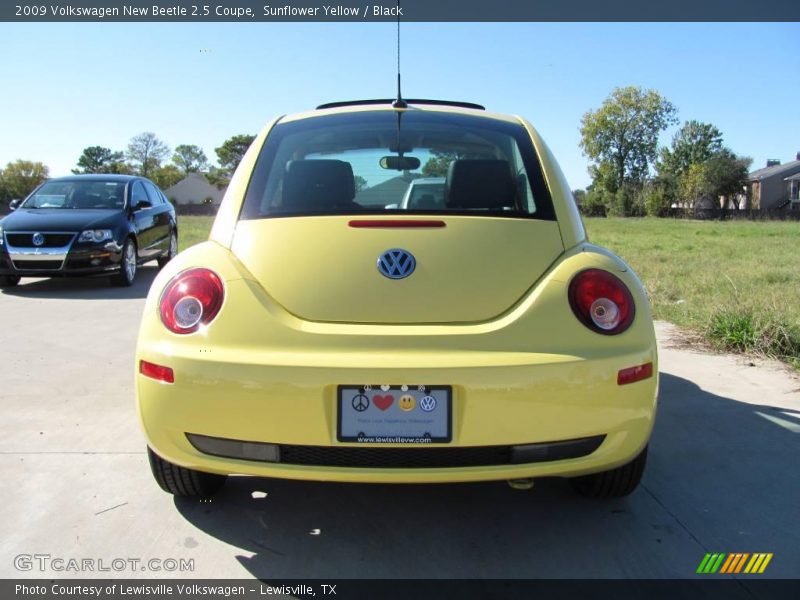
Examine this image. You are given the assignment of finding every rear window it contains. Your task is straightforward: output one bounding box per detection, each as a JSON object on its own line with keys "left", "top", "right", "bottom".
{"left": 240, "top": 110, "right": 555, "bottom": 220}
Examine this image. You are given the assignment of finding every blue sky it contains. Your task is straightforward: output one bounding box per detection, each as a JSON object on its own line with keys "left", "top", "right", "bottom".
{"left": 0, "top": 22, "right": 797, "bottom": 189}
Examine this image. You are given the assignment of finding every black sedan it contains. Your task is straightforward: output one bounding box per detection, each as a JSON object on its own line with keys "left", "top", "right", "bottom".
{"left": 0, "top": 175, "right": 177, "bottom": 287}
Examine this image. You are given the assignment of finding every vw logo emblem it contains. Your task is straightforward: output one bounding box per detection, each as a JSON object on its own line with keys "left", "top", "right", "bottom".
{"left": 377, "top": 248, "right": 416, "bottom": 279}
{"left": 420, "top": 395, "right": 437, "bottom": 412}
{"left": 32, "top": 232, "right": 45, "bottom": 247}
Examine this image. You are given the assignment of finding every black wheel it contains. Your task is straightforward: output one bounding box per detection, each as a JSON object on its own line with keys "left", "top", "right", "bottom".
{"left": 157, "top": 230, "right": 178, "bottom": 269}
{"left": 0, "top": 275, "right": 21, "bottom": 287}
{"left": 147, "top": 447, "right": 227, "bottom": 498}
{"left": 111, "top": 238, "right": 137, "bottom": 287}
{"left": 571, "top": 446, "right": 648, "bottom": 498}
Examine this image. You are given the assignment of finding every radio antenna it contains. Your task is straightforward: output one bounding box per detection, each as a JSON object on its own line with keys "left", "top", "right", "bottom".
{"left": 392, "top": 1, "right": 407, "bottom": 109}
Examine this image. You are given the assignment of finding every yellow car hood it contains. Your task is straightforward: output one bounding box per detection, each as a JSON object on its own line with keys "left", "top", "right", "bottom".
{"left": 230, "top": 216, "right": 564, "bottom": 324}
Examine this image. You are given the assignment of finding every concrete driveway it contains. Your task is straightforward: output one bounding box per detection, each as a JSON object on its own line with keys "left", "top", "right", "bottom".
{"left": 1, "top": 270, "right": 798, "bottom": 579}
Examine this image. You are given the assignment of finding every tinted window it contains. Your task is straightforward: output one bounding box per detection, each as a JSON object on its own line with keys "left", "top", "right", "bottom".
{"left": 131, "top": 181, "right": 149, "bottom": 205}
{"left": 143, "top": 181, "right": 163, "bottom": 205}
{"left": 241, "top": 111, "right": 554, "bottom": 220}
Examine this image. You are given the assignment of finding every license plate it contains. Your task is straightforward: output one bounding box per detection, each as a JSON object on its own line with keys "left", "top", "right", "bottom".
{"left": 337, "top": 385, "right": 452, "bottom": 443}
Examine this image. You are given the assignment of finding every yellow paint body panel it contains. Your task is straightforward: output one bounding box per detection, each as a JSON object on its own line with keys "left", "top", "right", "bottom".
{"left": 231, "top": 217, "right": 564, "bottom": 323}
{"left": 137, "top": 104, "right": 658, "bottom": 483}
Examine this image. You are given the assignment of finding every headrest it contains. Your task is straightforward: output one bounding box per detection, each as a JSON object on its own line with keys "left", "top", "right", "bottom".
{"left": 282, "top": 159, "right": 355, "bottom": 212}
{"left": 445, "top": 159, "right": 516, "bottom": 210}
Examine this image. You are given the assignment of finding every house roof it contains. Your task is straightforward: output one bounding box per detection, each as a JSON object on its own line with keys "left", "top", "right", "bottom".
{"left": 785, "top": 173, "right": 800, "bottom": 181}
{"left": 354, "top": 173, "right": 419, "bottom": 207}
{"left": 748, "top": 160, "right": 800, "bottom": 181}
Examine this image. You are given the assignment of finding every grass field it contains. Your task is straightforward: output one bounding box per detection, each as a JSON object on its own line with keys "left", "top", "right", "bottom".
{"left": 177, "top": 215, "right": 800, "bottom": 366}
{"left": 587, "top": 218, "right": 800, "bottom": 366}
{"left": 177, "top": 216, "right": 215, "bottom": 252}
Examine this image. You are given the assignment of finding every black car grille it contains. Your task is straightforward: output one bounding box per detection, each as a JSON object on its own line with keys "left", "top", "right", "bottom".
{"left": 186, "top": 433, "right": 606, "bottom": 469}
{"left": 6, "top": 233, "right": 75, "bottom": 247}
{"left": 16, "top": 260, "right": 63, "bottom": 271}
{"left": 279, "top": 445, "right": 513, "bottom": 468}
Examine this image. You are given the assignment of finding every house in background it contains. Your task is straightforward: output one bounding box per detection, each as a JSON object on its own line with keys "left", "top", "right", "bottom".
{"left": 785, "top": 173, "right": 800, "bottom": 211}
{"left": 354, "top": 173, "right": 419, "bottom": 207}
{"left": 164, "top": 172, "right": 226, "bottom": 206}
{"left": 747, "top": 153, "right": 800, "bottom": 210}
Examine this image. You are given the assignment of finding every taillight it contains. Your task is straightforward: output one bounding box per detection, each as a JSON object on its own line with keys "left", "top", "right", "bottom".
{"left": 568, "top": 269, "right": 635, "bottom": 335}
{"left": 159, "top": 268, "right": 224, "bottom": 334}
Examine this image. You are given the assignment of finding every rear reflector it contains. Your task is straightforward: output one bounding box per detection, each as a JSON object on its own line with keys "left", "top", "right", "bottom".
{"left": 348, "top": 219, "right": 446, "bottom": 228}
{"left": 140, "top": 360, "right": 174, "bottom": 384}
{"left": 617, "top": 362, "right": 653, "bottom": 385}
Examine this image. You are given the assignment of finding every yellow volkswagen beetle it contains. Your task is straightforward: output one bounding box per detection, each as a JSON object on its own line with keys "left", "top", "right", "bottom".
{"left": 136, "top": 100, "right": 657, "bottom": 499}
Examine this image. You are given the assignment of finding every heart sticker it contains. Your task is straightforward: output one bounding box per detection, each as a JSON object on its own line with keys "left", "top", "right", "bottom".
{"left": 380, "top": 384, "right": 391, "bottom": 391}
{"left": 373, "top": 394, "right": 394, "bottom": 411}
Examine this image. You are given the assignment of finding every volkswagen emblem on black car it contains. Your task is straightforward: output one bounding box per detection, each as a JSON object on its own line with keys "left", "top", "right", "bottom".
{"left": 32, "top": 232, "right": 45, "bottom": 247}
{"left": 377, "top": 249, "right": 416, "bottom": 279}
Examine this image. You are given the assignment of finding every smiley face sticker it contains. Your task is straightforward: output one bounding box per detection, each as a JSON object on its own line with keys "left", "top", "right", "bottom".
{"left": 398, "top": 394, "right": 416, "bottom": 412}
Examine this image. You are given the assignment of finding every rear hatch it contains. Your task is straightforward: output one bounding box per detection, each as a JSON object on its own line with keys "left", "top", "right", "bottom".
{"left": 231, "top": 216, "right": 564, "bottom": 324}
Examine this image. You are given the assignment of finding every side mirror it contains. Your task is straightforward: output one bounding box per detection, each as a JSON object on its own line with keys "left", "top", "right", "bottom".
{"left": 134, "top": 199, "right": 152, "bottom": 211}
{"left": 9, "top": 199, "right": 21, "bottom": 211}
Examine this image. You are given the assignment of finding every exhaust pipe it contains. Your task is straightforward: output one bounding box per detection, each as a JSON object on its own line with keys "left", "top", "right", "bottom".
{"left": 507, "top": 478, "right": 535, "bottom": 490}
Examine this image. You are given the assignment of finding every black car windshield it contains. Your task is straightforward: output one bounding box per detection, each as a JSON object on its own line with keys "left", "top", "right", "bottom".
{"left": 240, "top": 110, "right": 555, "bottom": 220}
{"left": 23, "top": 180, "right": 126, "bottom": 210}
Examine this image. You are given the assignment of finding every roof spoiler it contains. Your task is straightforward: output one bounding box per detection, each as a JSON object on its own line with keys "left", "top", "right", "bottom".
{"left": 316, "top": 99, "right": 485, "bottom": 110}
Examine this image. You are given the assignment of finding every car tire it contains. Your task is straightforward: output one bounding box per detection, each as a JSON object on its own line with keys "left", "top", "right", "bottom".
{"left": 147, "top": 447, "right": 227, "bottom": 498}
{"left": 157, "top": 230, "right": 178, "bottom": 269}
{"left": 0, "top": 275, "right": 21, "bottom": 287}
{"left": 571, "top": 446, "right": 648, "bottom": 498}
{"left": 111, "top": 238, "right": 137, "bottom": 287}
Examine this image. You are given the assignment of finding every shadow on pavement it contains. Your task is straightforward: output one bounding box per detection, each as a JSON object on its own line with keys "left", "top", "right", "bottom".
{"left": 173, "top": 372, "right": 800, "bottom": 579}
{"left": 1, "top": 265, "right": 159, "bottom": 300}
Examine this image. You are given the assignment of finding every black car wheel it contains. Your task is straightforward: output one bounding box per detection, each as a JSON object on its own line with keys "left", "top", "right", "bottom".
{"left": 0, "top": 275, "right": 21, "bottom": 288}
{"left": 157, "top": 230, "right": 178, "bottom": 269}
{"left": 111, "top": 238, "right": 137, "bottom": 287}
{"left": 571, "top": 446, "right": 648, "bottom": 498}
{"left": 148, "top": 447, "right": 227, "bottom": 498}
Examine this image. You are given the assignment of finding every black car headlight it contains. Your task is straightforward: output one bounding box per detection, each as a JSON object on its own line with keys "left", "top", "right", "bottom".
{"left": 78, "top": 229, "right": 114, "bottom": 243}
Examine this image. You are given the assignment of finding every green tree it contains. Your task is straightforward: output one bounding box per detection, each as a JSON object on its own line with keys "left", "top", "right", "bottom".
{"left": 73, "top": 146, "right": 129, "bottom": 174}
{"left": 127, "top": 132, "right": 170, "bottom": 177}
{"left": 642, "top": 175, "right": 677, "bottom": 217}
{"left": 659, "top": 120, "right": 723, "bottom": 178}
{"left": 580, "top": 86, "right": 678, "bottom": 198}
{"left": 205, "top": 166, "right": 230, "bottom": 189}
{"left": 677, "top": 150, "right": 750, "bottom": 210}
{"left": 354, "top": 175, "right": 368, "bottom": 193}
{"left": 215, "top": 134, "right": 256, "bottom": 175}
{"left": 705, "top": 150, "right": 751, "bottom": 209}
{"left": 0, "top": 160, "right": 49, "bottom": 202}
{"left": 422, "top": 150, "right": 457, "bottom": 177}
{"left": 172, "top": 144, "right": 209, "bottom": 175}
{"left": 679, "top": 162, "right": 712, "bottom": 209}
{"left": 149, "top": 164, "right": 184, "bottom": 190}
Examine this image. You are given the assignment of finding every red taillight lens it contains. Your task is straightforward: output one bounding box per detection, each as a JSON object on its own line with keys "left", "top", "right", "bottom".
{"left": 159, "top": 268, "right": 224, "bottom": 334}
{"left": 140, "top": 360, "right": 174, "bottom": 383}
{"left": 568, "top": 269, "right": 635, "bottom": 335}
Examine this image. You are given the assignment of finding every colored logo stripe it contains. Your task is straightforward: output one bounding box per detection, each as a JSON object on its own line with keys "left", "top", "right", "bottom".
{"left": 744, "top": 553, "right": 773, "bottom": 574}
{"left": 697, "top": 553, "right": 725, "bottom": 574}
{"left": 720, "top": 553, "right": 749, "bottom": 574}
{"left": 698, "top": 553, "right": 773, "bottom": 574}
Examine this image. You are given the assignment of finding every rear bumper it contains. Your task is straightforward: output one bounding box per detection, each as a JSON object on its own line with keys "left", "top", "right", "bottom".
{"left": 136, "top": 349, "right": 658, "bottom": 483}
